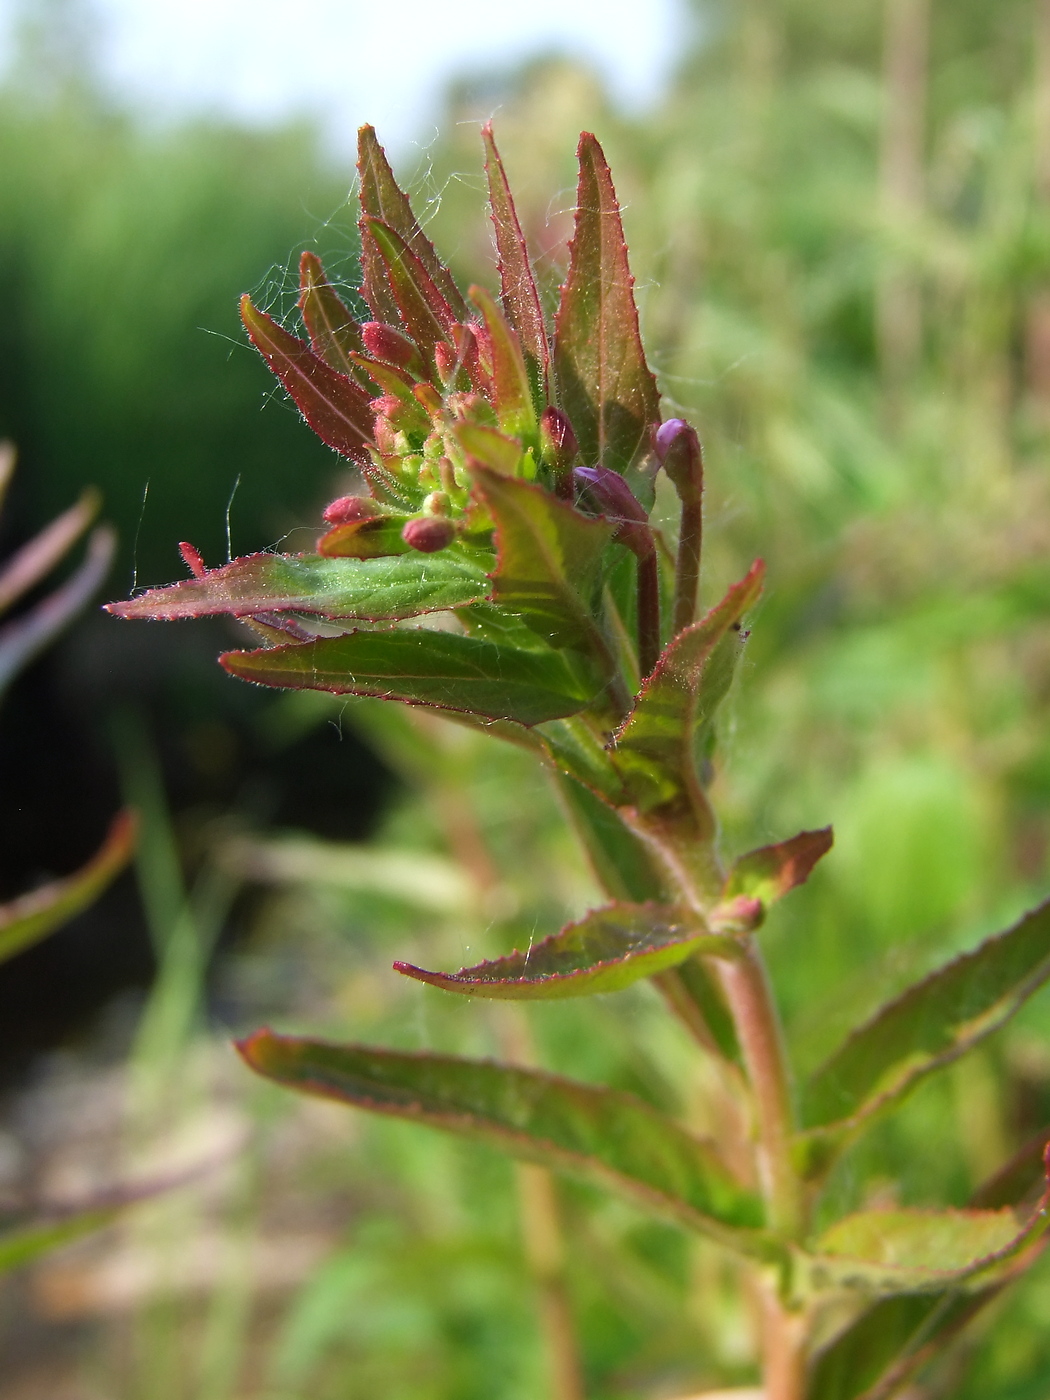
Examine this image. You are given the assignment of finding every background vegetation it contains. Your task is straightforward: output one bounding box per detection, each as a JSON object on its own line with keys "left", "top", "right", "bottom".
{"left": 2, "top": 1, "right": 1050, "bottom": 1397}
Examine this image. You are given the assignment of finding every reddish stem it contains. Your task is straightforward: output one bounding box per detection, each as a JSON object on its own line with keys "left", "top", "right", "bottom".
{"left": 637, "top": 548, "right": 661, "bottom": 678}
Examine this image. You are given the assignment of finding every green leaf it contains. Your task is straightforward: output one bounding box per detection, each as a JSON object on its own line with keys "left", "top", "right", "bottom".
{"left": 611, "top": 563, "right": 764, "bottom": 817}
{"left": 107, "top": 552, "right": 490, "bottom": 623}
{"left": 318, "top": 517, "right": 413, "bottom": 559}
{"left": 553, "top": 773, "right": 671, "bottom": 904}
{"left": 470, "top": 465, "right": 615, "bottom": 653}
{"left": 220, "top": 627, "right": 600, "bottom": 726}
{"left": 0, "top": 811, "right": 135, "bottom": 965}
{"left": 357, "top": 125, "right": 467, "bottom": 321}
{"left": 297, "top": 251, "right": 367, "bottom": 383}
{"left": 804, "top": 1184, "right": 1049, "bottom": 1295}
{"left": 481, "top": 124, "right": 549, "bottom": 404}
{"left": 360, "top": 218, "right": 456, "bottom": 369}
{"left": 802, "top": 897, "right": 1050, "bottom": 1140}
{"left": 538, "top": 716, "right": 629, "bottom": 804}
{"left": 553, "top": 133, "right": 661, "bottom": 496}
{"left": 724, "top": 828, "right": 834, "bottom": 909}
{"left": 455, "top": 423, "right": 525, "bottom": 477}
{"left": 240, "top": 296, "right": 376, "bottom": 469}
{"left": 469, "top": 284, "right": 538, "bottom": 443}
{"left": 238, "top": 1031, "right": 770, "bottom": 1250}
{"left": 394, "top": 901, "right": 736, "bottom": 1000}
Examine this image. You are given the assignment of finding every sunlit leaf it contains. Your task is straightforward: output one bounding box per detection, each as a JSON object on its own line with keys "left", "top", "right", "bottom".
{"left": 357, "top": 125, "right": 467, "bottom": 321}
{"left": 360, "top": 218, "right": 456, "bottom": 369}
{"left": 240, "top": 296, "right": 376, "bottom": 467}
{"left": 554, "top": 133, "right": 660, "bottom": 498}
{"left": 469, "top": 284, "right": 537, "bottom": 441}
{"left": 724, "top": 828, "right": 834, "bottom": 909}
{"left": 802, "top": 897, "right": 1050, "bottom": 1140}
{"left": 395, "top": 902, "right": 735, "bottom": 1000}
{"left": 470, "top": 465, "right": 615, "bottom": 654}
{"left": 298, "top": 251, "right": 367, "bottom": 383}
{"left": 238, "top": 1031, "right": 770, "bottom": 1251}
{"left": 107, "top": 552, "right": 490, "bottom": 623}
{"left": 455, "top": 423, "right": 525, "bottom": 477}
{"left": 0, "top": 811, "right": 135, "bottom": 965}
{"left": 553, "top": 772, "right": 670, "bottom": 904}
{"left": 221, "top": 627, "right": 601, "bottom": 726}
{"left": 318, "top": 517, "right": 414, "bottom": 559}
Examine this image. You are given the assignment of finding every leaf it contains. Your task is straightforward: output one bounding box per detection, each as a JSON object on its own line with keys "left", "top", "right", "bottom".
{"left": 470, "top": 465, "right": 615, "bottom": 653}
{"left": 238, "top": 1030, "right": 770, "bottom": 1251}
{"left": 0, "top": 526, "right": 115, "bottom": 697}
{"left": 724, "top": 828, "right": 834, "bottom": 909}
{"left": 360, "top": 218, "right": 456, "bottom": 367}
{"left": 357, "top": 125, "right": 467, "bottom": 321}
{"left": 538, "top": 716, "right": 628, "bottom": 805}
{"left": 802, "top": 897, "right": 1050, "bottom": 1140}
{"left": 298, "top": 251, "right": 367, "bottom": 382}
{"left": 481, "top": 124, "right": 549, "bottom": 403}
{"left": 221, "top": 627, "right": 601, "bottom": 726}
{"left": 395, "top": 902, "right": 736, "bottom": 1000}
{"left": 0, "top": 811, "right": 135, "bottom": 965}
{"left": 107, "top": 552, "right": 490, "bottom": 623}
{"left": 553, "top": 133, "right": 661, "bottom": 497}
{"left": 240, "top": 296, "right": 376, "bottom": 467}
{"left": 469, "top": 285, "right": 537, "bottom": 441}
{"left": 553, "top": 773, "right": 671, "bottom": 904}
{"left": 318, "top": 517, "right": 413, "bottom": 558}
{"left": 455, "top": 423, "right": 525, "bottom": 477}
{"left": 0, "top": 488, "right": 98, "bottom": 617}
{"left": 611, "top": 563, "right": 765, "bottom": 816}
{"left": 804, "top": 1180, "right": 1049, "bottom": 1295}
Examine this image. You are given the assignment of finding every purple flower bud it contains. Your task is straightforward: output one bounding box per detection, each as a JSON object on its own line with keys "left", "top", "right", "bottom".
{"left": 323, "top": 495, "right": 380, "bottom": 526}
{"left": 573, "top": 466, "right": 653, "bottom": 558}
{"left": 402, "top": 516, "right": 455, "bottom": 553}
{"left": 654, "top": 418, "right": 703, "bottom": 504}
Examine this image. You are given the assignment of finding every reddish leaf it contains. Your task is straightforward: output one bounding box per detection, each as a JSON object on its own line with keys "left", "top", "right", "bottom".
{"left": 554, "top": 133, "right": 660, "bottom": 491}
{"left": 395, "top": 902, "right": 736, "bottom": 1000}
{"left": 723, "top": 828, "right": 834, "bottom": 910}
{"left": 468, "top": 285, "right": 537, "bottom": 441}
{"left": 481, "top": 124, "right": 549, "bottom": 401}
{"left": 297, "top": 251, "right": 368, "bottom": 384}
{"left": 357, "top": 125, "right": 467, "bottom": 321}
{"left": 240, "top": 296, "right": 375, "bottom": 468}
{"left": 360, "top": 218, "right": 457, "bottom": 369}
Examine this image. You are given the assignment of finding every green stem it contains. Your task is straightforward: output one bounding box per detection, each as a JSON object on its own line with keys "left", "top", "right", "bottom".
{"left": 715, "top": 939, "right": 802, "bottom": 1240}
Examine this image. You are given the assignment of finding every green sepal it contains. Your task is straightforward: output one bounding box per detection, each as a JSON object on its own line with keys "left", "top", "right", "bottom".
{"left": 220, "top": 627, "right": 601, "bottom": 726}
{"left": 0, "top": 811, "right": 135, "bottom": 966}
{"left": 801, "top": 897, "right": 1050, "bottom": 1146}
{"left": 237, "top": 1030, "right": 772, "bottom": 1252}
{"left": 469, "top": 284, "right": 538, "bottom": 443}
{"left": 108, "top": 552, "right": 490, "bottom": 622}
{"left": 356, "top": 125, "right": 467, "bottom": 322}
{"left": 394, "top": 902, "right": 736, "bottom": 1000}
{"left": 554, "top": 133, "right": 661, "bottom": 500}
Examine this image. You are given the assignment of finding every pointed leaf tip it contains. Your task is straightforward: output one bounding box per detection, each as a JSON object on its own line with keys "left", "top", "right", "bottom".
{"left": 724, "top": 828, "right": 833, "bottom": 911}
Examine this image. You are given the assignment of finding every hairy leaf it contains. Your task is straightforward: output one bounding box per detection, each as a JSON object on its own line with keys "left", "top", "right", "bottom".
{"left": 240, "top": 296, "right": 375, "bottom": 467}
{"left": 238, "top": 1031, "right": 769, "bottom": 1250}
{"left": 554, "top": 133, "right": 660, "bottom": 495}
{"left": 482, "top": 124, "right": 549, "bottom": 403}
{"left": 455, "top": 423, "right": 525, "bottom": 477}
{"left": 0, "top": 811, "right": 135, "bottom": 965}
{"left": 360, "top": 218, "right": 456, "bottom": 367}
{"left": 221, "top": 627, "right": 600, "bottom": 726}
{"left": 318, "top": 517, "right": 414, "bottom": 559}
{"left": 611, "top": 562, "right": 764, "bottom": 815}
{"left": 108, "top": 552, "right": 489, "bottom": 623}
{"left": 724, "top": 828, "right": 834, "bottom": 909}
{"left": 803, "top": 897, "right": 1050, "bottom": 1138}
{"left": 469, "top": 284, "right": 537, "bottom": 442}
{"left": 470, "top": 465, "right": 615, "bottom": 652}
{"left": 395, "top": 902, "right": 735, "bottom": 1000}
{"left": 298, "top": 251, "right": 367, "bottom": 382}
{"left": 357, "top": 125, "right": 467, "bottom": 321}
{"left": 805, "top": 1182, "right": 1049, "bottom": 1295}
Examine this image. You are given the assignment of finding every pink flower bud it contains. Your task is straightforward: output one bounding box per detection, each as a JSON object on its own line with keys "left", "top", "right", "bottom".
{"left": 323, "top": 495, "right": 380, "bottom": 526}
{"left": 402, "top": 516, "right": 455, "bottom": 553}
{"left": 362, "top": 322, "right": 425, "bottom": 378}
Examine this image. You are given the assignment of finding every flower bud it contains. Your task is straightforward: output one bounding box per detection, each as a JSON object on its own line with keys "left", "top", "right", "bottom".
{"left": 573, "top": 465, "right": 653, "bottom": 558}
{"left": 654, "top": 418, "right": 703, "bottom": 505}
{"left": 540, "top": 408, "right": 577, "bottom": 497}
{"left": 361, "top": 322, "right": 426, "bottom": 379}
{"left": 402, "top": 515, "right": 455, "bottom": 553}
{"left": 708, "top": 895, "right": 764, "bottom": 936}
{"left": 422, "top": 491, "right": 451, "bottom": 517}
{"left": 323, "top": 495, "right": 380, "bottom": 526}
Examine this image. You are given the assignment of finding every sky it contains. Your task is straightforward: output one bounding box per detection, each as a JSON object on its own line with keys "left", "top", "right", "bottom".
{"left": 1, "top": 0, "right": 688, "bottom": 154}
